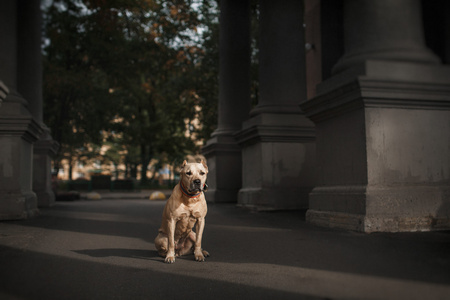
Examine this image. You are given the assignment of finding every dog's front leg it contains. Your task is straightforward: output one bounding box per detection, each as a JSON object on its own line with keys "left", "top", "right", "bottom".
{"left": 165, "top": 218, "right": 177, "bottom": 263}
{"left": 194, "top": 217, "right": 206, "bottom": 262}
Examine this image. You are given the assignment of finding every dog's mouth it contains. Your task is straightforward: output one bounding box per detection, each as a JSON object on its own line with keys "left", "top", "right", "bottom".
{"left": 189, "top": 182, "right": 206, "bottom": 193}
{"left": 189, "top": 185, "right": 202, "bottom": 193}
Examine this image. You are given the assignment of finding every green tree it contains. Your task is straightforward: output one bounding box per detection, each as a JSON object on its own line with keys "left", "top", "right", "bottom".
{"left": 43, "top": 1, "right": 114, "bottom": 178}
{"left": 43, "top": 0, "right": 220, "bottom": 181}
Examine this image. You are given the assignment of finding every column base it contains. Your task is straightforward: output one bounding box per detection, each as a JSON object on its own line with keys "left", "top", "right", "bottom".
{"left": 33, "top": 126, "right": 59, "bottom": 207}
{"left": 202, "top": 131, "right": 242, "bottom": 203}
{"left": 306, "top": 210, "right": 365, "bottom": 231}
{"left": 301, "top": 60, "right": 450, "bottom": 232}
{"left": 238, "top": 187, "right": 312, "bottom": 211}
{"left": 0, "top": 93, "right": 41, "bottom": 220}
{"left": 204, "top": 188, "right": 238, "bottom": 204}
{"left": 35, "top": 190, "right": 55, "bottom": 208}
{"left": 307, "top": 185, "right": 450, "bottom": 232}
{"left": 235, "top": 113, "right": 316, "bottom": 210}
{"left": 307, "top": 210, "right": 450, "bottom": 233}
{"left": 0, "top": 192, "right": 39, "bottom": 220}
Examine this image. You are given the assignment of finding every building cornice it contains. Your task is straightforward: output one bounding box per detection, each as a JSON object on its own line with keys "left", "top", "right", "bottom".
{"left": 235, "top": 123, "right": 315, "bottom": 146}
{"left": 302, "top": 63, "right": 450, "bottom": 123}
{"left": 0, "top": 115, "right": 42, "bottom": 143}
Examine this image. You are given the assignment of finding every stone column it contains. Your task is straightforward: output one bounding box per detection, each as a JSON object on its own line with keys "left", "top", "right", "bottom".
{"left": 333, "top": 0, "right": 439, "bottom": 74}
{"left": 202, "top": 0, "right": 251, "bottom": 203}
{"left": 0, "top": 81, "right": 7, "bottom": 107}
{"left": 0, "top": 0, "right": 42, "bottom": 220}
{"left": 17, "top": 0, "right": 59, "bottom": 207}
{"left": 301, "top": 0, "right": 450, "bottom": 232}
{"left": 235, "top": 0, "right": 316, "bottom": 210}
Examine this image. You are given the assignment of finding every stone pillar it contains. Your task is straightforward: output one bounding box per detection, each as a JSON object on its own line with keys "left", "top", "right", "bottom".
{"left": 0, "top": 81, "right": 7, "bottom": 107}
{"left": 18, "top": 0, "right": 44, "bottom": 122}
{"left": 333, "top": 0, "right": 439, "bottom": 74}
{"left": 301, "top": 0, "right": 450, "bottom": 232}
{"left": 235, "top": 0, "right": 315, "bottom": 211}
{"left": 0, "top": 0, "right": 42, "bottom": 220}
{"left": 17, "top": 0, "right": 59, "bottom": 207}
{"left": 202, "top": 0, "right": 251, "bottom": 203}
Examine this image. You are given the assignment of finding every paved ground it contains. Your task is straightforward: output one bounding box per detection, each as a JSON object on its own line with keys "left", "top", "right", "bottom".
{"left": 0, "top": 191, "right": 450, "bottom": 300}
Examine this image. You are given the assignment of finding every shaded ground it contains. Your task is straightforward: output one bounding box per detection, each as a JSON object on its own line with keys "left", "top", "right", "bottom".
{"left": 0, "top": 194, "right": 449, "bottom": 299}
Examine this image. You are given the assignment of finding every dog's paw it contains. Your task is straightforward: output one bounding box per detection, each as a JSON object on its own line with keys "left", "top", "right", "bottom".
{"left": 195, "top": 253, "right": 205, "bottom": 262}
{"left": 194, "top": 249, "right": 208, "bottom": 262}
{"left": 165, "top": 256, "right": 176, "bottom": 264}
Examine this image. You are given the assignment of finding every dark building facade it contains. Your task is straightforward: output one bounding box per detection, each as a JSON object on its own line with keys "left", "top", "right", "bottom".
{"left": 0, "top": 0, "right": 449, "bottom": 232}
{"left": 0, "top": 0, "right": 58, "bottom": 220}
{"left": 202, "top": 0, "right": 450, "bottom": 232}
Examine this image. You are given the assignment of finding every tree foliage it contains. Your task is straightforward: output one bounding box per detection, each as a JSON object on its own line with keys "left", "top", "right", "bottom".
{"left": 43, "top": 0, "right": 219, "bottom": 180}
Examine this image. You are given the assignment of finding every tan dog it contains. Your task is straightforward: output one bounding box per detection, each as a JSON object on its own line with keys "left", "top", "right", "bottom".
{"left": 154, "top": 160, "right": 210, "bottom": 263}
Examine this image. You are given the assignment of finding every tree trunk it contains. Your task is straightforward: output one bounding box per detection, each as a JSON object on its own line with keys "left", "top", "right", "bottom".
{"left": 140, "top": 144, "right": 150, "bottom": 184}
{"left": 130, "top": 163, "right": 137, "bottom": 179}
{"left": 68, "top": 158, "right": 73, "bottom": 181}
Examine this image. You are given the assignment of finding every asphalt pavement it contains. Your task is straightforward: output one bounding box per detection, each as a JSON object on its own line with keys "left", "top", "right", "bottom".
{"left": 0, "top": 191, "right": 449, "bottom": 300}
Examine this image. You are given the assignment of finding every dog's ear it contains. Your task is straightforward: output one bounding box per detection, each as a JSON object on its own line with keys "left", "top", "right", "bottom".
{"left": 201, "top": 159, "right": 208, "bottom": 173}
{"left": 179, "top": 160, "right": 187, "bottom": 172}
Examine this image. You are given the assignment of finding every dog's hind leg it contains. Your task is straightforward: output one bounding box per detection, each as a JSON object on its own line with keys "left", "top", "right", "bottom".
{"left": 154, "top": 232, "right": 168, "bottom": 257}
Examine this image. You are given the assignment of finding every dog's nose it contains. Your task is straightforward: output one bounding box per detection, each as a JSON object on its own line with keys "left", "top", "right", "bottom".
{"left": 194, "top": 179, "right": 201, "bottom": 185}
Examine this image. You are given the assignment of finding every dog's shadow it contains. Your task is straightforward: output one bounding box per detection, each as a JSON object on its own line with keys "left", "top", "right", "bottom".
{"left": 73, "top": 248, "right": 162, "bottom": 262}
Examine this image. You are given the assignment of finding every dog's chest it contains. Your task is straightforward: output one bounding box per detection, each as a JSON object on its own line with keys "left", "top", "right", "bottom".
{"left": 175, "top": 204, "right": 203, "bottom": 220}
{"left": 174, "top": 205, "right": 203, "bottom": 234}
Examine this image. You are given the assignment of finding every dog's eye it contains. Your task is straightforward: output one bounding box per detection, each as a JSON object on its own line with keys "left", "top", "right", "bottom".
{"left": 186, "top": 171, "right": 192, "bottom": 176}
{"left": 200, "top": 171, "right": 205, "bottom": 176}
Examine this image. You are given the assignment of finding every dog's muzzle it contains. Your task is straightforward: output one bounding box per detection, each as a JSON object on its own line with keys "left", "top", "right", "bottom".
{"left": 192, "top": 179, "right": 202, "bottom": 191}
{"left": 190, "top": 179, "right": 208, "bottom": 193}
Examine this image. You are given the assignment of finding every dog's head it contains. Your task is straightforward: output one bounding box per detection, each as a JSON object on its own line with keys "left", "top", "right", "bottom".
{"left": 180, "top": 160, "right": 208, "bottom": 194}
